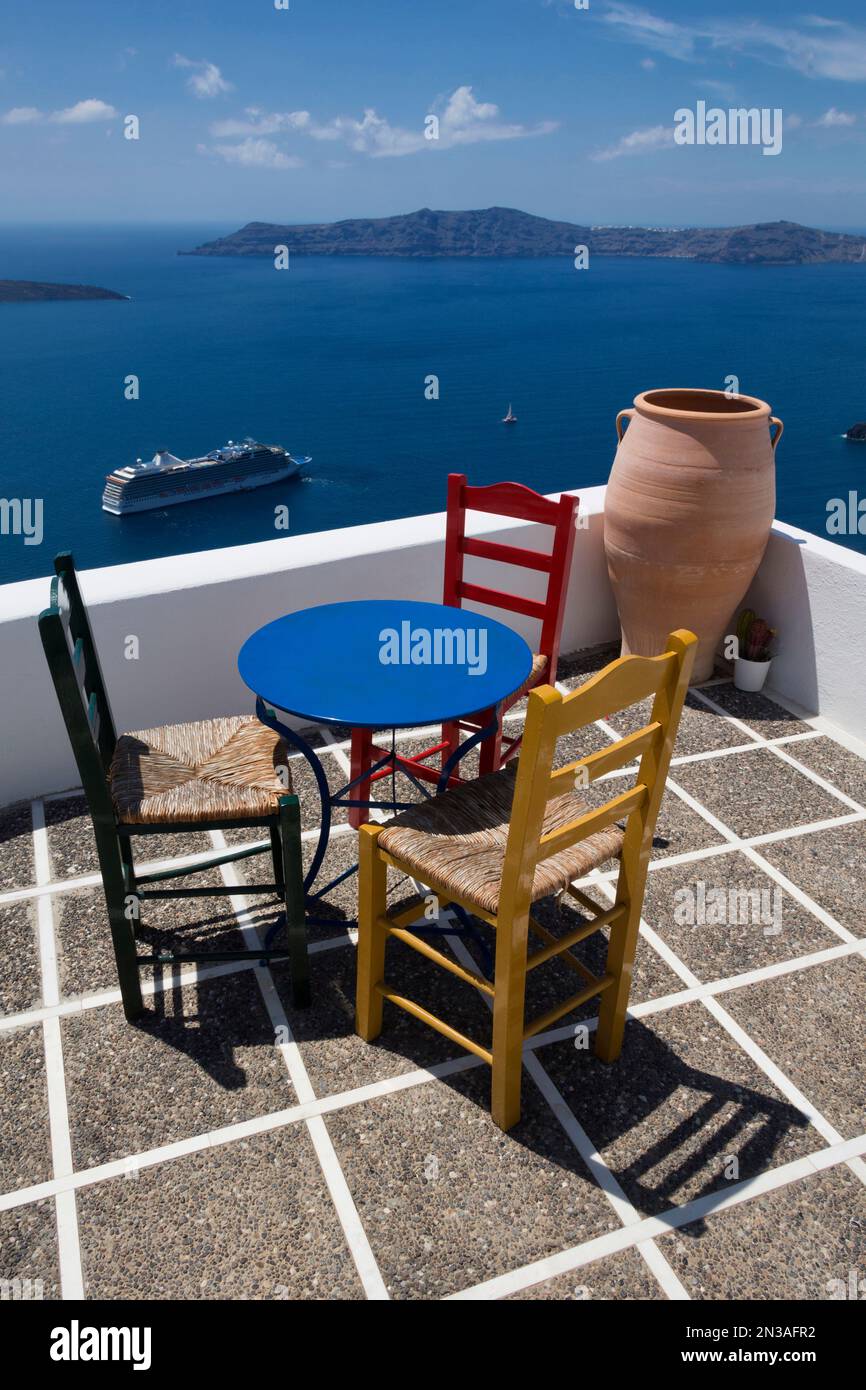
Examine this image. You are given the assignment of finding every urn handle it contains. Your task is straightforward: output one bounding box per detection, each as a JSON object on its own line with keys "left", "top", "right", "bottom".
{"left": 769, "top": 416, "right": 784, "bottom": 452}
{"left": 615, "top": 409, "right": 635, "bottom": 442}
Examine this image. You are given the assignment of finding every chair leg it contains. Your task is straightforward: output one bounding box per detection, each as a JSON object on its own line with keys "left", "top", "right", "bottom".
{"left": 270, "top": 825, "right": 285, "bottom": 894}
{"left": 355, "top": 824, "right": 387, "bottom": 1041}
{"left": 279, "top": 795, "right": 310, "bottom": 1008}
{"left": 441, "top": 719, "right": 460, "bottom": 776}
{"left": 100, "top": 846, "right": 144, "bottom": 1021}
{"left": 490, "top": 908, "right": 530, "bottom": 1132}
{"left": 478, "top": 709, "right": 504, "bottom": 776}
{"left": 349, "top": 727, "right": 374, "bottom": 831}
{"left": 118, "top": 834, "right": 136, "bottom": 888}
{"left": 595, "top": 901, "right": 640, "bottom": 1063}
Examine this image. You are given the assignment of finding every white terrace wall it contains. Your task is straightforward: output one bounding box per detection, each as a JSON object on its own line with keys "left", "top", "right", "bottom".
{"left": 0, "top": 487, "right": 614, "bottom": 807}
{"left": 1, "top": 489, "right": 864, "bottom": 808}
{"left": 742, "top": 518, "right": 866, "bottom": 740}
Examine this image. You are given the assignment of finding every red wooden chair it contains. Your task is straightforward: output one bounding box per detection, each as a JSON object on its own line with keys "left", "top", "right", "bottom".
{"left": 347, "top": 475, "right": 579, "bottom": 829}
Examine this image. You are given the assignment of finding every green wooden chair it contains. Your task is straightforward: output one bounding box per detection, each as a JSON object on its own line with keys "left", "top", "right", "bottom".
{"left": 38, "top": 551, "right": 310, "bottom": 1019}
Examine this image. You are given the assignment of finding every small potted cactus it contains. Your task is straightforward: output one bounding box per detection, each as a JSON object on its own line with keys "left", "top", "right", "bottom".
{"left": 734, "top": 609, "right": 776, "bottom": 692}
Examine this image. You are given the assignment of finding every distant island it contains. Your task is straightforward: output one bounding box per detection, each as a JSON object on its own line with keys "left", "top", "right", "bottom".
{"left": 0, "top": 280, "right": 128, "bottom": 303}
{"left": 182, "top": 207, "right": 866, "bottom": 266}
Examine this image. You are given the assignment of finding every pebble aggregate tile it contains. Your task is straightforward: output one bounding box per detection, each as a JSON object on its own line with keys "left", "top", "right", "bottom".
{"left": 0, "top": 1025, "right": 52, "bottom": 1191}
{"left": 780, "top": 735, "right": 866, "bottom": 806}
{"left": 657, "top": 1164, "right": 866, "bottom": 1300}
{"left": 62, "top": 972, "right": 297, "bottom": 1170}
{"left": 77, "top": 1127, "right": 364, "bottom": 1300}
{"left": 757, "top": 821, "right": 866, "bottom": 937}
{"left": 719, "top": 954, "right": 866, "bottom": 1139}
{"left": 325, "top": 1064, "right": 619, "bottom": 1299}
{"left": 0, "top": 901, "right": 41, "bottom": 1017}
{"left": 693, "top": 684, "right": 811, "bottom": 740}
{"left": 54, "top": 878, "right": 271, "bottom": 1000}
{"left": 0, "top": 1199, "right": 61, "bottom": 1300}
{"left": 639, "top": 851, "right": 839, "bottom": 982}
{"left": 0, "top": 802, "right": 33, "bottom": 892}
{"left": 670, "top": 748, "right": 849, "bottom": 838}
{"left": 607, "top": 691, "right": 750, "bottom": 756}
{"left": 45, "top": 795, "right": 210, "bottom": 880}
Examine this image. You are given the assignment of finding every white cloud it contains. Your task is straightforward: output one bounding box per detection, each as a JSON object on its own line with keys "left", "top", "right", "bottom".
{"left": 601, "top": 3, "right": 696, "bottom": 61}
{"left": 814, "top": 106, "right": 856, "bottom": 126}
{"left": 208, "top": 86, "right": 557, "bottom": 159}
{"left": 591, "top": 122, "right": 674, "bottom": 161}
{"left": 173, "top": 54, "right": 232, "bottom": 98}
{"left": 640, "top": 57, "right": 656, "bottom": 71}
{"left": 601, "top": 4, "right": 866, "bottom": 82}
{"left": 51, "top": 98, "right": 118, "bottom": 124}
{"left": 210, "top": 108, "right": 311, "bottom": 138}
{"left": 2, "top": 99, "right": 117, "bottom": 126}
{"left": 1, "top": 106, "right": 42, "bottom": 125}
{"left": 208, "top": 138, "right": 302, "bottom": 169}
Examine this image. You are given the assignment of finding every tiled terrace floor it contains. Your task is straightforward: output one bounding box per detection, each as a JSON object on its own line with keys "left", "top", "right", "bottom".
{"left": 1, "top": 652, "right": 865, "bottom": 1300}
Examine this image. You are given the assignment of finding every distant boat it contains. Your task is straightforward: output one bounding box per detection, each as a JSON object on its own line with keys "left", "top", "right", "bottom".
{"left": 102, "top": 438, "right": 309, "bottom": 515}
{"left": 502, "top": 403, "right": 517, "bottom": 424}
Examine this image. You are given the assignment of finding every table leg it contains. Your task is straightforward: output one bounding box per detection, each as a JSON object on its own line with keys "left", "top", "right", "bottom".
{"left": 348, "top": 727, "right": 374, "bottom": 831}
{"left": 256, "top": 698, "right": 331, "bottom": 895}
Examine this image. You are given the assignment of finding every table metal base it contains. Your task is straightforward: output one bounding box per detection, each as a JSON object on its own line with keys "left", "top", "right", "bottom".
{"left": 255, "top": 697, "right": 498, "bottom": 972}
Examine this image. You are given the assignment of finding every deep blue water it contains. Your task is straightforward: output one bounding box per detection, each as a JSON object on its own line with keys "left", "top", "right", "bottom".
{"left": 1, "top": 222, "right": 865, "bottom": 584}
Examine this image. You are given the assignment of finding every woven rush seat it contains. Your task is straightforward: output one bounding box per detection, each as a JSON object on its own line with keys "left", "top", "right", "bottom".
{"left": 377, "top": 762, "right": 624, "bottom": 916}
{"left": 505, "top": 650, "right": 547, "bottom": 704}
{"left": 110, "top": 716, "right": 291, "bottom": 824}
{"left": 464, "top": 652, "right": 547, "bottom": 725}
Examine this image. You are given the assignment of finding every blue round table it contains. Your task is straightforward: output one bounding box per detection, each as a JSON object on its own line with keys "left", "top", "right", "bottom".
{"left": 238, "top": 600, "right": 532, "bottom": 730}
{"left": 238, "top": 600, "right": 533, "bottom": 898}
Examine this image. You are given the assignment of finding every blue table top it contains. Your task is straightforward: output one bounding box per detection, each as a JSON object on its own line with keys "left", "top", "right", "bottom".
{"left": 238, "top": 600, "right": 534, "bottom": 729}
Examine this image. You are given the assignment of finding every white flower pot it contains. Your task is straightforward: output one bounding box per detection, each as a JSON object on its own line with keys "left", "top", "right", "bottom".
{"left": 734, "top": 657, "right": 771, "bottom": 693}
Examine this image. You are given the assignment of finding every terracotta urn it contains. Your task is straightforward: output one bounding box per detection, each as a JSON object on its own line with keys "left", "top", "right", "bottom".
{"left": 604, "top": 389, "right": 781, "bottom": 684}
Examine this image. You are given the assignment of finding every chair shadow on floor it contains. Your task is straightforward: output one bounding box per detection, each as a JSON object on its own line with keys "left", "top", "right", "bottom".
{"left": 128, "top": 896, "right": 319, "bottom": 1089}
{"left": 127, "top": 887, "right": 810, "bottom": 1241}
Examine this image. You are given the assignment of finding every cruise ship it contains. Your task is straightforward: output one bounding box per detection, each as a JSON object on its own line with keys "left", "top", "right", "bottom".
{"left": 102, "top": 439, "right": 309, "bottom": 515}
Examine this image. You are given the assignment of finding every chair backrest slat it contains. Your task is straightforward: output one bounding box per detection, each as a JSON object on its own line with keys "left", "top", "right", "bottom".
{"left": 39, "top": 553, "right": 118, "bottom": 810}
{"left": 461, "top": 536, "right": 553, "bottom": 574}
{"left": 556, "top": 652, "right": 673, "bottom": 732}
{"left": 443, "top": 473, "right": 578, "bottom": 679}
{"left": 458, "top": 581, "right": 547, "bottom": 623}
{"left": 548, "top": 722, "right": 662, "bottom": 795}
{"left": 498, "top": 630, "right": 697, "bottom": 918}
{"left": 460, "top": 479, "right": 561, "bottom": 525}
{"left": 537, "top": 784, "right": 647, "bottom": 861}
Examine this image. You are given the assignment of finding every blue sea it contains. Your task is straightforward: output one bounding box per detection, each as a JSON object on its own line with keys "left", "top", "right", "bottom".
{"left": 1, "top": 222, "right": 865, "bottom": 585}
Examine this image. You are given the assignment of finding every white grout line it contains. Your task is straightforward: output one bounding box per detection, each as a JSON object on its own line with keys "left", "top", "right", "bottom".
{"left": 4, "top": 673, "right": 864, "bottom": 1300}
{"left": 766, "top": 743, "right": 866, "bottom": 814}
{"left": 0, "top": 1051, "right": 486, "bottom": 1215}
{"left": 588, "top": 872, "right": 866, "bottom": 1189}
{"left": 5, "top": 929, "right": 863, "bottom": 1219}
{"left": 441, "top": 922, "right": 689, "bottom": 1301}
{"left": 660, "top": 773, "right": 858, "bottom": 946}
{"left": 447, "top": 1131, "right": 866, "bottom": 1300}
{"left": 744, "top": 810, "right": 866, "bottom": 848}
{"left": 689, "top": 686, "right": 866, "bottom": 814}
{"left": 0, "top": 822, "right": 352, "bottom": 908}
{"left": 0, "top": 934, "right": 354, "bottom": 1035}
{"left": 30, "top": 800, "right": 84, "bottom": 1301}
{"left": 211, "top": 834, "right": 389, "bottom": 1301}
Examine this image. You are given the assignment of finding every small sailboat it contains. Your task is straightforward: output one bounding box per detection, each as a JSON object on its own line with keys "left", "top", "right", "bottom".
{"left": 502, "top": 403, "right": 517, "bottom": 424}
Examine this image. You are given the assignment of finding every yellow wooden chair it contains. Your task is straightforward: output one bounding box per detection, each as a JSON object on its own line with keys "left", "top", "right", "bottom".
{"left": 355, "top": 629, "right": 696, "bottom": 1130}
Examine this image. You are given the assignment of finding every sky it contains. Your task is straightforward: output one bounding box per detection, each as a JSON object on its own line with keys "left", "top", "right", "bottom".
{"left": 4, "top": 0, "right": 866, "bottom": 227}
